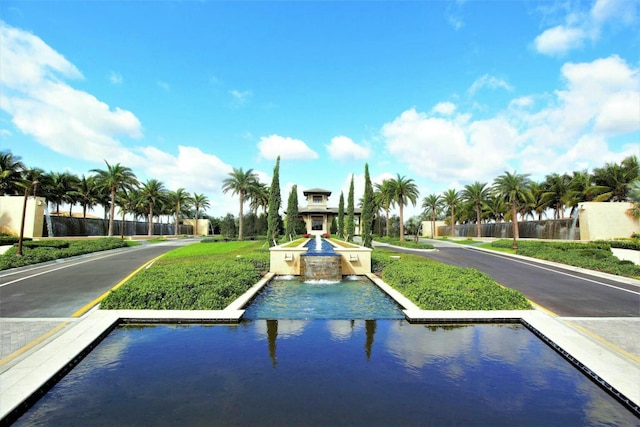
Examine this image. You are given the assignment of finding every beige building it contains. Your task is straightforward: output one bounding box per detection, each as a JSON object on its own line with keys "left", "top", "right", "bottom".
{"left": 297, "top": 188, "right": 361, "bottom": 236}
{"left": 0, "top": 196, "right": 45, "bottom": 238}
{"left": 578, "top": 202, "right": 639, "bottom": 241}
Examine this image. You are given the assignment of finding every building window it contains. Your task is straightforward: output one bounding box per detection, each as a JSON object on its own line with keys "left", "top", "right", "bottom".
{"left": 313, "top": 196, "right": 323, "bottom": 204}
{"left": 311, "top": 216, "right": 324, "bottom": 231}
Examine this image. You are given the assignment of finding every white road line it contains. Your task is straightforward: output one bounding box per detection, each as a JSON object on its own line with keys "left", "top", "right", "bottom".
{"left": 0, "top": 249, "right": 141, "bottom": 288}
{"left": 463, "top": 246, "right": 640, "bottom": 296}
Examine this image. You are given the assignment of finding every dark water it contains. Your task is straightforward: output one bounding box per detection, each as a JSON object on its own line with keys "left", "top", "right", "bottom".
{"left": 14, "top": 321, "right": 638, "bottom": 426}
{"left": 242, "top": 276, "right": 404, "bottom": 319}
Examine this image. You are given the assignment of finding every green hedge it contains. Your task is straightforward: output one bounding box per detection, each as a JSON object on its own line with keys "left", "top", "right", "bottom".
{"left": 101, "top": 241, "right": 267, "bottom": 310}
{"left": 491, "top": 239, "right": 640, "bottom": 278}
{"left": 101, "top": 257, "right": 260, "bottom": 310}
{"left": 0, "top": 238, "right": 128, "bottom": 270}
{"left": 0, "top": 236, "right": 21, "bottom": 246}
{"left": 376, "top": 249, "right": 531, "bottom": 310}
{"left": 375, "top": 236, "right": 435, "bottom": 250}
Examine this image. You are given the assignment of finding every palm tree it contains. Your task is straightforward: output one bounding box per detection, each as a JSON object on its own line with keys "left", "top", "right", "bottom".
{"left": 192, "top": 193, "right": 211, "bottom": 235}
{"left": 46, "top": 171, "right": 79, "bottom": 215}
{"left": 541, "top": 173, "right": 571, "bottom": 219}
{"left": 74, "top": 175, "right": 100, "bottom": 218}
{"left": 442, "top": 189, "right": 461, "bottom": 238}
{"left": 16, "top": 167, "right": 45, "bottom": 256}
{"left": 140, "top": 179, "right": 167, "bottom": 236}
{"left": 627, "top": 179, "right": 640, "bottom": 219}
{"left": 589, "top": 156, "right": 639, "bottom": 202}
{"left": 421, "top": 193, "right": 442, "bottom": 238}
{"left": 115, "top": 188, "right": 142, "bottom": 238}
{"left": 388, "top": 174, "right": 419, "bottom": 241}
{"left": 375, "top": 180, "right": 396, "bottom": 237}
{"left": 565, "top": 170, "right": 592, "bottom": 217}
{"left": 461, "top": 181, "right": 489, "bottom": 238}
{"left": 0, "top": 150, "right": 25, "bottom": 195}
{"left": 91, "top": 161, "right": 138, "bottom": 236}
{"left": 168, "top": 188, "right": 192, "bottom": 236}
{"left": 249, "top": 182, "right": 269, "bottom": 216}
{"left": 222, "top": 167, "right": 258, "bottom": 241}
{"left": 493, "top": 171, "right": 533, "bottom": 249}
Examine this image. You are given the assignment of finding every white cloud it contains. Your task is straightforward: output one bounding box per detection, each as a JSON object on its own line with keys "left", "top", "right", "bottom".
{"left": 431, "top": 102, "right": 456, "bottom": 116}
{"left": 325, "top": 136, "right": 370, "bottom": 161}
{"left": 229, "top": 89, "right": 252, "bottom": 107}
{"left": 257, "top": 134, "right": 319, "bottom": 160}
{"left": 381, "top": 55, "right": 639, "bottom": 186}
{"left": 468, "top": 74, "right": 513, "bottom": 95}
{"left": 0, "top": 22, "right": 144, "bottom": 165}
{"left": 533, "top": 0, "right": 637, "bottom": 56}
{"left": 533, "top": 25, "right": 587, "bottom": 56}
{"left": 108, "top": 71, "right": 122, "bottom": 85}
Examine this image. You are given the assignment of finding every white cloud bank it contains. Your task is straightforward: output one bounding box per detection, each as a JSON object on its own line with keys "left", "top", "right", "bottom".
{"left": 381, "top": 55, "right": 639, "bottom": 185}
{"left": 326, "top": 136, "right": 370, "bottom": 161}
{"left": 257, "top": 134, "right": 319, "bottom": 160}
{"left": 534, "top": 0, "right": 637, "bottom": 56}
{"left": 0, "top": 21, "right": 234, "bottom": 212}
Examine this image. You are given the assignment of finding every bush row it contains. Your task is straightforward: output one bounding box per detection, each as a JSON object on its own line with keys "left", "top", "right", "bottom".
{"left": 375, "top": 249, "right": 531, "bottom": 310}
{"left": 490, "top": 239, "right": 640, "bottom": 278}
{"left": 375, "top": 236, "right": 435, "bottom": 250}
{"left": 0, "top": 238, "right": 128, "bottom": 270}
{"left": 101, "top": 242, "right": 267, "bottom": 310}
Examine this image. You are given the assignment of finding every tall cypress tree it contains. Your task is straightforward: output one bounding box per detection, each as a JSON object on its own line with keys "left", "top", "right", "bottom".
{"left": 347, "top": 175, "right": 355, "bottom": 242}
{"left": 285, "top": 184, "right": 298, "bottom": 240}
{"left": 362, "top": 163, "right": 374, "bottom": 248}
{"left": 267, "top": 156, "right": 281, "bottom": 246}
{"left": 338, "top": 192, "right": 345, "bottom": 238}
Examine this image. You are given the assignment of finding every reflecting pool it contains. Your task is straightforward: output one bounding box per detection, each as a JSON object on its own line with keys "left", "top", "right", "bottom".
{"left": 14, "top": 321, "right": 639, "bottom": 426}
{"left": 242, "top": 275, "right": 404, "bottom": 319}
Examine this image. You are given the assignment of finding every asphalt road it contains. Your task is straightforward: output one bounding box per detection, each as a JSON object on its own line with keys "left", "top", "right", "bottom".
{"left": 382, "top": 239, "right": 640, "bottom": 317}
{"left": 0, "top": 239, "right": 200, "bottom": 318}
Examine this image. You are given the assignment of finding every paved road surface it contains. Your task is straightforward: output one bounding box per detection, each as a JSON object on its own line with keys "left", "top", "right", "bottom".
{"left": 0, "top": 239, "right": 199, "bottom": 318}
{"left": 380, "top": 239, "right": 640, "bottom": 317}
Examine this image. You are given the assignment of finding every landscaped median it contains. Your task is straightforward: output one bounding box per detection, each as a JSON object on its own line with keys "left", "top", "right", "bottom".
{"left": 99, "top": 240, "right": 530, "bottom": 312}
{"left": 0, "top": 237, "right": 131, "bottom": 271}
{"left": 487, "top": 239, "right": 640, "bottom": 279}
{"left": 372, "top": 248, "right": 532, "bottom": 310}
{"left": 100, "top": 241, "right": 270, "bottom": 310}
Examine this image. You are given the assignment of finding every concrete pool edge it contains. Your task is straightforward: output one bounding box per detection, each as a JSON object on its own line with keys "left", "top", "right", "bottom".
{"left": 1, "top": 279, "right": 639, "bottom": 423}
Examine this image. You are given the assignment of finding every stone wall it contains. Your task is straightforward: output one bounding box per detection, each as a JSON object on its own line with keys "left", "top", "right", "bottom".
{"left": 578, "top": 202, "right": 639, "bottom": 240}
{"left": 438, "top": 218, "right": 580, "bottom": 240}
{"left": 45, "top": 216, "right": 193, "bottom": 237}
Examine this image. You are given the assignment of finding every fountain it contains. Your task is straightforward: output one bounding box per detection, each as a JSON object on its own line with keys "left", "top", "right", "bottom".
{"left": 300, "top": 236, "right": 342, "bottom": 282}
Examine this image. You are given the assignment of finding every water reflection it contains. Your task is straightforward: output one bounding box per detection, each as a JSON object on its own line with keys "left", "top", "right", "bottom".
{"left": 14, "top": 321, "right": 638, "bottom": 426}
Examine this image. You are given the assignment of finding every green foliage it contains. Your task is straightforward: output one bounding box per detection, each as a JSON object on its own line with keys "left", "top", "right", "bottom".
{"left": 101, "top": 241, "right": 266, "bottom": 310}
{"left": 347, "top": 175, "right": 355, "bottom": 241}
{"left": 376, "top": 249, "right": 531, "bottom": 310}
{"left": 267, "top": 156, "right": 281, "bottom": 245}
{"left": 285, "top": 185, "right": 299, "bottom": 240}
{"left": 0, "top": 238, "right": 127, "bottom": 270}
{"left": 362, "top": 163, "right": 374, "bottom": 248}
{"left": 606, "top": 239, "right": 640, "bottom": 251}
{"left": 338, "top": 192, "right": 345, "bottom": 238}
{"left": 0, "top": 236, "right": 21, "bottom": 245}
{"left": 376, "top": 236, "right": 434, "bottom": 250}
{"left": 490, "top": 239, "right": 640, "bottom": 277}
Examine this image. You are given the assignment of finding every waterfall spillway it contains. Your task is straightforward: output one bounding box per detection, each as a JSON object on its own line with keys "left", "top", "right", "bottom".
{"left": 301, "top": 237, "right": 342, "bottom": 282}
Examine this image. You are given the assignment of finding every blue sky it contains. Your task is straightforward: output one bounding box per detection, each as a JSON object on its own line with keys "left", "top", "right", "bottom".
{"left": 1, "top": 0, "right": 638, "bottom": 219}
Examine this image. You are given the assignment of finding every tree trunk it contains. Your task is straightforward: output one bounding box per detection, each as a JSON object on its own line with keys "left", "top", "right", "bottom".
{"left": 108, "top": 190, "right": 116, "bottom": 237}
{"left": 512, "top": 205, "right": 519, "bottom": 249}
{"left": 399, "top": 201, "right": 405, "bottom": 241}
{"left": 476, "top": 205, "right": 482, "bottom": 238}
{"left": 451, "top": 207, "right": 456, "bottom": 237}
{"left": 148, "top": 204, "right": 154, "bottom": 236}
{"left": 238, "top": 193, "right": 244, "bottom": 241}
{"left": 16, "top": 188, "right": 29, "bottom": 256}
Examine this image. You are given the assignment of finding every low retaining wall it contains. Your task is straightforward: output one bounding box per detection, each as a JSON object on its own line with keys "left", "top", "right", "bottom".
{"left": 439, "top": 219, "right": 579, "bottom": 240}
